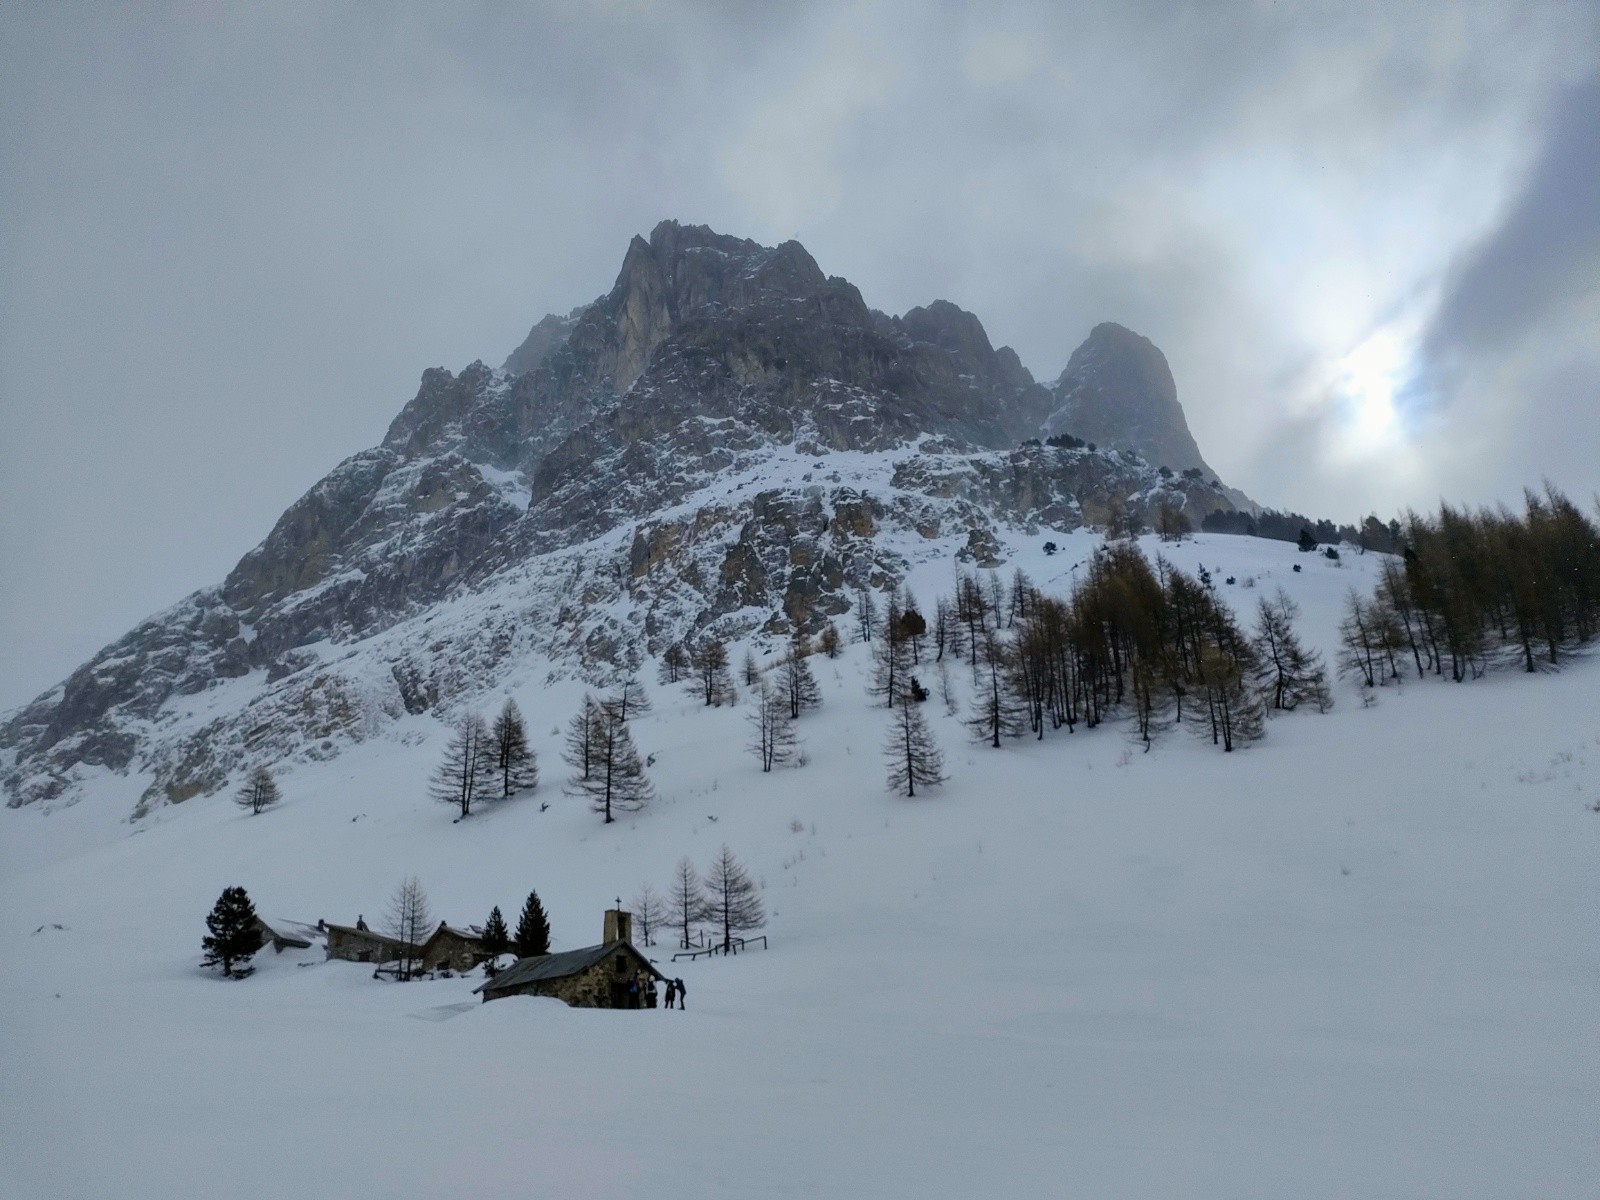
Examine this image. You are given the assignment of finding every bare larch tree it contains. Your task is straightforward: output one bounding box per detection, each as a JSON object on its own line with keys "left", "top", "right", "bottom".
{"left": 234, "top": 764, "right": 281, "bottom": 815}
{"left": 703, "top": 844, "right": 766, "bottom": 954}
{"left": 384, "top": 876, "right": 432, "bottom": 981}
{"left": 630, "top": 883, "right": 666, "bottom": 947}
{"left": 747, "top": 681, "right": 798, "bottom": 772}
{"left": 669, "top": 856, "right": 707, "bottom": 949}
{"left": 884, "top": 699, "right": 947, "bottom": 797}
{"left": 491, "top": 698, "right": 538, "bottom": 797}
{"left": 569, "top": 703, "right": 652, "bottom": 823}
{"left": 431, "top": 713, "right": 493, "bottom": 819}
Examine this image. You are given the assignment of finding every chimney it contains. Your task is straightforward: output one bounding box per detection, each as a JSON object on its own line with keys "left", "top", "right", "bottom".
{"left": 603, "top": 908, "right": 633, "bottom": 945}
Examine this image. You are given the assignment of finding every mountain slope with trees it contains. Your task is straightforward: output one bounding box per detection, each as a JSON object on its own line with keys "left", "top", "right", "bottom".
{"left": 1, "top": 222, "right": 1246, "bottom": 816}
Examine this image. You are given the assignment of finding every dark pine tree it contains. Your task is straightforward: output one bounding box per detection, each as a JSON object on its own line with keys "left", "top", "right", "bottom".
{"left": 201, "top": 886, "right": 262, "bottom": 978}
{"left": 514, "top": 891, "right": 552, "bottom": 958}
{"left": 480, "top": 906, "right": 510, "bottom": 957}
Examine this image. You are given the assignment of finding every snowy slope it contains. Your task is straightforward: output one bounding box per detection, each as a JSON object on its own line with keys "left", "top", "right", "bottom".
{"left": 2, "top": 532, "right": 1596, "bottom": 1199}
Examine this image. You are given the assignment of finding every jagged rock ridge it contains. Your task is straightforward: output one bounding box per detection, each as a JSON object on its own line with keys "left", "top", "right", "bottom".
{"left": 1044, "top": 321, "right": 1213, "bottom": 478}
{"left": 1, "top": 221, "right": 1240, "bottom": 814}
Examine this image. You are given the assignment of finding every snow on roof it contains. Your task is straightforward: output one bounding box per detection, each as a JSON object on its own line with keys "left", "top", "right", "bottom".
{"left": 253, "top": 917, "right": 314, "bottom": 948}
{"left": 323, "top": 923, "right": 411, "bottom": 948}
{"left": 473, "top": 940, "right": 661, "bottom": 993}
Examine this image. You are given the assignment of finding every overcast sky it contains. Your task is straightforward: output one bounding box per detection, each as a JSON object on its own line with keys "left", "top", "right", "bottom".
{"left": 3, "top": 1, "right": 1598, "bottom": 712}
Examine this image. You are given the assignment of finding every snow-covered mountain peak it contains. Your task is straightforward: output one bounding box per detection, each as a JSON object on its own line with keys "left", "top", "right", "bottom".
{"left": 2, "top": 222, "right": 1243, "bottom": 816}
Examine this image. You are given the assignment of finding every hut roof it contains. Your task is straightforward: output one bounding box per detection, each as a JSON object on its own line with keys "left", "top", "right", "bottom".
{"left": 473, "top": 940, "right": 662, "bottom": 993}
{"left": 254, "top": 917, "right": 313, "bottom": 948}
{"left": 427, "top": 923, "right": 484, "bottom": 943}
{"left": 323, "top": 923, "right": 411, "bottom": 949}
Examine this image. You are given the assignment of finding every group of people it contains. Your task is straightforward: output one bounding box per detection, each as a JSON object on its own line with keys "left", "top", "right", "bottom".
{"left": 624, "top": 973, "right": 687, "bottom": 1010}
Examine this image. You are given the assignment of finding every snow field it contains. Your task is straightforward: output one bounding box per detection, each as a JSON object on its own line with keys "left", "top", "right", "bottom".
{"left": 2, "top": 532, "right": 1596, "bottom": 1199}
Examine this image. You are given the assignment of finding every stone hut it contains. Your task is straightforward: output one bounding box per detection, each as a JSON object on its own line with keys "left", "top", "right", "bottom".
{"left": 322, "top": 919, "right": 412, "bottom": 965}
{"left": 418, "top": 922, "right": 490, "bottom": 973}
{"left": 474, "top": 909, "right": 664, "bottom": 1008}
{"left": 253, "top": 917, "right": 313, "bottom": 954}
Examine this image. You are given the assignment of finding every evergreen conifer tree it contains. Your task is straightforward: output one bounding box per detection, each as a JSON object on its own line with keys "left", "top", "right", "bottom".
{"left": 481, "top": 906, "right": 510, "bottom": 957}
{"left": 514, "top": 890, "right": 551, "bottom": 958}
{"left": 201, "top": 886, "right": 262, "bottom": 978}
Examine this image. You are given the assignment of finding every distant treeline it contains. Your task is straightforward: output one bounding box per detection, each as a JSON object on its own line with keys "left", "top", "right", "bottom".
{"left": 1203, "top": 508, "right": 1404, "bottom": 553}
{"left": 1340, "top": 486, "right": 1600, "bottom": 684}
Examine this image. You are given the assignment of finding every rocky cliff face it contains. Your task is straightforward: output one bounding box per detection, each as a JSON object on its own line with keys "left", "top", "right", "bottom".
{"left": 1044, "top": 322, "right": 1213, "bottom": 478}
{"left": 1, "top": 221, "right": 1239, "bottom": 815}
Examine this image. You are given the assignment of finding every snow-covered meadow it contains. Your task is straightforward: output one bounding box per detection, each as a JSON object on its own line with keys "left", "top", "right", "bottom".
{"left": 3, "top": 532, "right": 1596, "bottom": 1199}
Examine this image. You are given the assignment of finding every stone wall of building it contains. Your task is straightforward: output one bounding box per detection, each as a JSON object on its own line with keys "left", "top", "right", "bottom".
{"left": 420, "top": 931, "right": 486, "bottom": 973}
{"left": 325, "top": 928, "right": 407, "bottom": 964}
{"left": 490, "top": 945, "right": 658, "bottom": 1008}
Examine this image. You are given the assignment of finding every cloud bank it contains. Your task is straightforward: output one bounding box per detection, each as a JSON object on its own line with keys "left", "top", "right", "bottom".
{"left": 1, "top": 1, "right": 1596, "bottom": 708}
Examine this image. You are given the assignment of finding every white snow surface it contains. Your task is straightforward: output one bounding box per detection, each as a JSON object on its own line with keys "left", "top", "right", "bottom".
{"left": 2, "top": 532, "right": 1596, "bottom": 1199}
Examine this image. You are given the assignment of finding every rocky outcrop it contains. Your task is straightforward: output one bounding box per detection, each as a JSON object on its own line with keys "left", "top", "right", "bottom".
{"left": 2, "top": 221, "right": 1241, "bottom": 815}
{"left": 1044, "top": 322, "right": 1213, "bottom": 477}
{"left": 502, "top": 309, "right": 583, "bottom": 378}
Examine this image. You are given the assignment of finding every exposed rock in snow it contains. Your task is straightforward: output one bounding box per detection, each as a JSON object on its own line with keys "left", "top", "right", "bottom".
{"left": 1, "top": 223, "right": 1242, "bottom": 815}
{"left": 1045, "top": 321, "right": 1211, "bottom": 477}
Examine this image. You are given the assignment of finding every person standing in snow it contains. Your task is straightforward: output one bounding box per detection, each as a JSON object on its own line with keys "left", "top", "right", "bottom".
{"left": 674, "top": 977, "right": 686, "bottom": 1011}
{"left": 663, "top": 978, "right": 677, "bottom": 1009}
